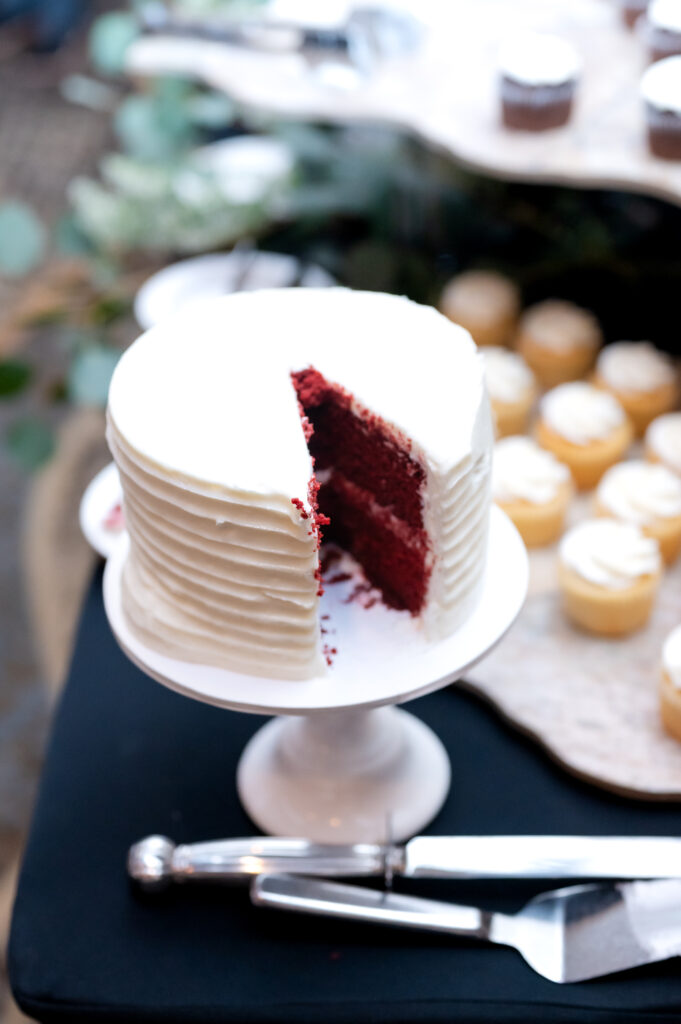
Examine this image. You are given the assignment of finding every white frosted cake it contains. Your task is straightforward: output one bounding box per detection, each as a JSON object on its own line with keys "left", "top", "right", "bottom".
{"left": 107, "top": 288, "right": 493, "bottom": 679}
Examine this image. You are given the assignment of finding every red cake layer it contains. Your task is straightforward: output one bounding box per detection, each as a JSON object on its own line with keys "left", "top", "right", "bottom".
{"left": 291, "top": 367, "right": 431, "bottom": 615}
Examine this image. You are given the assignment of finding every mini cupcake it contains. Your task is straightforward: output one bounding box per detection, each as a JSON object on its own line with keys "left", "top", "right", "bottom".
{"left": 595, "top": 460, "right": 681, "bottom": 564}
{"left": 558, "top": 519, "right": 662, "bottom": 635}
{"left": 536, "top": 382, "right": 632, "bottom": 490}
{"left": 493, "top": 436, "right": 573, "bottom": 547}
{"left": 515, "top": 300, "right": 602, "bottom": 387}
{"left": 646, "top": 412, "right": 681, "bottom": 475}
{"left": 641, "top": 55, "right": 681, "bottom": 158}
{"left": 645, "top": 0, "right": 681, "bottom": 62}
{"left": 594, "top": 342, "right": 678, "bottom": 435}
{"left": 498, "top": 32, "right": 581, "bottom": 132}
{"left": 439, "top": 270, "right": 520, "bottom": 347}
{"left": 660, "top": 625, "right": 681, "bottom": 741}
{"left": 481, "top": 347, "right": 537, "bottom": 437}
{"left": 621, "top": 0, "right": 650, "bottom": 28}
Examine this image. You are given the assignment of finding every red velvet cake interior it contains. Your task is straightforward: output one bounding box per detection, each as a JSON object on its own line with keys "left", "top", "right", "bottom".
{"left": 291, "top": 367, "right": 431, "bottom": 614}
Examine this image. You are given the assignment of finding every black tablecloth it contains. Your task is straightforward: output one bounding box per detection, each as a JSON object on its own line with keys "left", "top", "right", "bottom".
{"left": 9, "top": 567, "right": 681, "bottom": 1023}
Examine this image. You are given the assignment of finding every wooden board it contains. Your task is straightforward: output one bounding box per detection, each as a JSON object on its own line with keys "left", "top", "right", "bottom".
{"left": 126, "top": 0, "right": 681, "bottom": 207}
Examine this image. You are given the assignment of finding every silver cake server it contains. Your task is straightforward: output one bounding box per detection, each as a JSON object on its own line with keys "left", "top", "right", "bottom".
{"left": 251, "top": 874, "right": 681, "bottom": 984}
{"left": 128, "top": 834, "right": 681, "bottom": 890}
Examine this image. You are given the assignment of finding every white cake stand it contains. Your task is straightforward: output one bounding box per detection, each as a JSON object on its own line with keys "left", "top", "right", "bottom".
{"left": 103, "top": 505, "right": 527, "bottom": 843}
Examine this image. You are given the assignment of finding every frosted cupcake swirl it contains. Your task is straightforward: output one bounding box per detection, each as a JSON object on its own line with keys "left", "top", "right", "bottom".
{"left": 493, "top": 436, "right": 569, "bottom": 505}
{"left": 647, "top": 413, "right": 681, "bottom": 474}
{"left": 520, "top": 300, "right": 601, "bottom": 353}
{"left": 560, "top": 519, "right": 661, "bottom": 588}
{"left": 598, "top": 460, "right": 681, "bottom": 524}
{"left": 482, "top": 347, "right": 535, "bottom": 404}
{"left": 663, "top": 625, "right": 681, "bottom": 689}
{"left": 541, "top": 382, "right": 625, "bottom": 445}
{"left": 498, "top": 32, "right": 581, "bottom": 86}
{"left": 597, "top": 342, "right": 676, "bottom": 394}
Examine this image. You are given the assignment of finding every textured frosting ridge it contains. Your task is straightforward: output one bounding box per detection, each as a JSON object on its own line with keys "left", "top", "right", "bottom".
{"left": 664, "top": 625, "right": 681, "bottom": 689}
{"left": 597, "top": 342, "right": 676, "bottom": 394}
{"left": 482, "top": 347, "right": 535, "bottom": 404}
{"left": 493, "top": 436, "right": 569, "bottom": 505}
{"left": 498, "top": 32, "right": 581, "bottom": 86}
{"left": 598, "top": 460, "right": 681, "bottom": 524}
{"left": 647, "top": 413, "right": 681, "bottom": 474}
{"left": 108, "top": 288, "right": 492, "bottom": 679}
{"left": 541, "top": 382, "right": 625, "bottom": 445}
{"left": 560, "top": 518, "right": 661, "bottom": 588}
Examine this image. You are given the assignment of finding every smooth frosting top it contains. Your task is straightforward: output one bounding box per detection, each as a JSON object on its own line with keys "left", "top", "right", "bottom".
{"left": 493, "top": 436, "right": 570, "bottom": 505}
{"left": 597, "top": 342, "right": 676, "bottom": 394}
{"left": 648, "top": 0, "right": 681, "bottom": 33}
{"left": 498, "top": 32, "right": 581, "bottom": 86}
{"left": 541, "top": 382, "right": 626, "bottom": 445}
{"left": 108, "top": 288, "right": 491, "bottom": 509}
{"left": 560, "top": 518, "right": 661, "bottom": 588}
{"left": 482, "top": 347, "right": 535, "bottom": 404}
{"left": 440, "top": 271, "right": 519, "bottom": 327}
{"left": 641, "top": 55, "right": 681, "bottom": 113}
{"left": 647, "top": 412, "right": 681, "bottom": 473}
{"left": 520, "top": 300, "right": 601, "bottom": 353}
{"left": 598, "top": 460, "right": 681, "bottom": 524}
{"left": 663, "top": 625, "right": 681, "bottom": 689}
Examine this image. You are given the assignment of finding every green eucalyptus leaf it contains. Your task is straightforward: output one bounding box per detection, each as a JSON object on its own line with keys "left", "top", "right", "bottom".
{"left": 114, "top": 93, "right": 195, "bottom": 161}
{"left": 0, "top": 360, "right": 31, "bottom": 398}
{"left": 89, "top": 12, "right": 139, "bottom": 76}
{"left": 68, "top": 345, "right": 121, "bottom": 406}
{"left": 0, "top": 201, "right": 47, "bottom": 277}
{"left": 54, "top": 213, "right": 94, "bottom": 256}
{"left": 6, "top": 418, "right": 55, "bottom": 470}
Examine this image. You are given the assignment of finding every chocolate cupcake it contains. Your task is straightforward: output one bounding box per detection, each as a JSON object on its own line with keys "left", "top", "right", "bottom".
{"left": 642, "top": 55, "right": 681, "bottom": 157}
{"left": 646, "top": 0, "right": 681, "bottom": 62}
{"left": 498, "top": 32, "right": 581, "bottom": 132}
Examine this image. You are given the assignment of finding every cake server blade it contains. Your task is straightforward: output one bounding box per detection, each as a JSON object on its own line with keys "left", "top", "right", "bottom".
{"left": 251, "top": 874, "right": 681, "bottom": 984}
{"left": 127, "top": 834, "right": 681, "bottom": 890}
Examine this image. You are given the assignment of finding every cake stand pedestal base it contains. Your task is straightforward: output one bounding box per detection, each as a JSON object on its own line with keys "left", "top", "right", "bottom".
{"left": 237, "top": 705, "right": 450, "bottom": 843}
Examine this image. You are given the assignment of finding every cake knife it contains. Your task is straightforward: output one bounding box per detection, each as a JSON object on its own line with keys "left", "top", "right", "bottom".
{"left": 128, "top": 834, "right": 681, "bottom": 891}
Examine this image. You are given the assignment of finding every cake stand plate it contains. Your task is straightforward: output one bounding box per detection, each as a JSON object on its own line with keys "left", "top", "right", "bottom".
{"left": 79, "top": 462, "right": 124, "bottom": 560}
{"left": 104, "top": 505, "right": 527, "bottom": 842}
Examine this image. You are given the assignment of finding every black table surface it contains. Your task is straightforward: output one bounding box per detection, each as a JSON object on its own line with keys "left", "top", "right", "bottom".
{"left": 9, "top": 567, "right": 681, "bottom": 1023}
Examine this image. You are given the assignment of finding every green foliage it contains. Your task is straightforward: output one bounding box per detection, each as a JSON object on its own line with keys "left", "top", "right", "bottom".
{"left": 6, "top": 418, "right": 55, "bottom": 471}
{"left": 0, "top": 201, "right": 47, "bottom": 277}
{"left": 67, "top": 345, "right": 121, "bottom": 406}
{"left": 89, "top": 12, "right": 139, "bottom": 76}
{"left": 0, "top": 360, "right": 31, "bottom": 398}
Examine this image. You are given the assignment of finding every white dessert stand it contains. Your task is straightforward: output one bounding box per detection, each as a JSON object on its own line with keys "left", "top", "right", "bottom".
{"left": 79, "top": 462, "right": 124, "bottom": 560}
{"left": 103, "top": 505, "right": 527, "bottom": 843}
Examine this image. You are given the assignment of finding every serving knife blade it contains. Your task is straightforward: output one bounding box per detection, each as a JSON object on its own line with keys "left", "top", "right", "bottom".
{"left": 128, "top": 834, "right": 681, "bottom": 890}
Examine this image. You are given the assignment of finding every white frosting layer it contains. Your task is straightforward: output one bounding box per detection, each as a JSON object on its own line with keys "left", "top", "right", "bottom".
{"left": 642, "top": 55, "right": 681, "bottom": 112}
{"left": 649, "top": 0, "right": 681, "bottom": 33}
{"left": 498, "top": 32, "right": 581, "bottom": 86}
{"left": 493, "top": 436, "right": 569, "bottom": 505}
{"left": 663, "top": 625, "right": 681, "bottom": 688}
{"left": 597, "top": 342, "right": 676, "bottom": 394}
{"left": 108, "top": 288, "right": 493, "bottom": 679}
{"left": 482, "top": 347, "right": 535, "bottom": 404}
{"left": 598, "top": 460, "right": 681, "bottom": 524}
{"left": 560, "top": 519, "right": 661, "bottom": 588}
{"left": 520, "top": 300, "right": 601, "bottom": 353}
{"left": 541, "top": 382, "right": 626, "bottom": 445}
{"left": 647, "top": 412, "right": 681, "bottom": 474}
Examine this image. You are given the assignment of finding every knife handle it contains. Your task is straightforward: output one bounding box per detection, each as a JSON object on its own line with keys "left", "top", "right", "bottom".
{"left": 127, "top": 835, "right": 387, "bottom": 890}
{"left": 251, "top": 874, "right": 491, "bottom": 939}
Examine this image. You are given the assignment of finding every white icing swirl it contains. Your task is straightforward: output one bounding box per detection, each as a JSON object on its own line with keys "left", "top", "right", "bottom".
{"left": 520, "top": 300, "right": 601, "bottom": 353}
{"left": 648, "top": 0, "right": 681, "bottom": 33}
{"left": 560, "top": 518, "right": 661, "bottom": 588}
{"left": 597, "top": 342, "right": 676, "bottom": 394}
{"left": 641, "top": 55, "right": 681, "bottom": 113}
{"left": 493, "top": 436, "right": 570, "bottom": 505}
{"left": 541, "top": 382, "right": 626, "bottom": 445}
{"left": 598, "top": 460, "right": 681, "bottom": 524}
{"left": 440, "top": 271, "right": 518, "bottom": 327}
{"left": 663, "top": 624, "right": 681, "bottom": 688}
{"left": 482, "top": 347, "right": 535, "bottom": 404}
{"left": 647, "top": 412, "right": 681, "bottom": 474}
{"left": 498, "top": 32, "right": 581, "bottom": 86}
